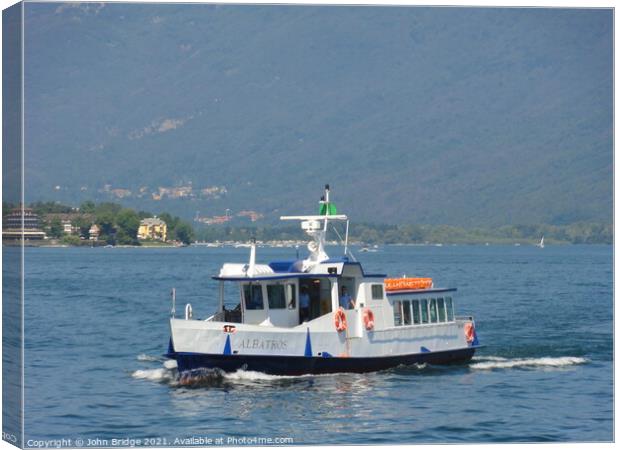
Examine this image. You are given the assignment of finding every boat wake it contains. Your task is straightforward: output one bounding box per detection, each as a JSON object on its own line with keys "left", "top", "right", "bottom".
{"left": 132, "top": 354, "right": 587, "bottom": 385}
{"left": 470, "top": 356, "right": 588, "bottom": 371}
{"left": 132, "top": 356, "right": 313, "bottom": 387}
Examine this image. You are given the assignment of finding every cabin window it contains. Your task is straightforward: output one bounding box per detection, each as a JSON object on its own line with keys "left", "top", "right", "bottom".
{"left": 393, "top": 300, "right": 402, "bottom": 326}
{"left": 429, "top": 298, "right": 438, "bottom": 323}
{"left": 371, "top": 284, "right": 384, "bottom": 300}
{"left": 286, "top": 284, "right": 296, "bottom": 309}
{"left": 403, "top": 300, "right": 412, "bottom": 325}
{"left": 437, "top": 298, "right": 446, "bottom": 322}
{"left": 243, "top": 284, "right": 264, "bottom": 310}
{"left": 446, "top": 297, "right": 454, "bottom": 321}
{"left": 267, "top": 284, "right": 286, "bottom": 309}
{"left": 420, "top": 299, "right": 429, "bottom": 323}
{"left": 412, "top": 299, "right": 421, "bottom": 324}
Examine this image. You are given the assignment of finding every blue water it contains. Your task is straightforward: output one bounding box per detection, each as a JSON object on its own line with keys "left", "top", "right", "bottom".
{"left": 18, "top": 245, "right": 612, "bottom": 444}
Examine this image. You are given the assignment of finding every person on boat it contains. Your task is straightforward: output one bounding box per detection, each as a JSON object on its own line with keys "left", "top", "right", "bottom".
{"left": 339, "top": 286, "right": 354, "bottom": 309}
{"left": 299, "top": 286, "right": 310, "bottom": 322}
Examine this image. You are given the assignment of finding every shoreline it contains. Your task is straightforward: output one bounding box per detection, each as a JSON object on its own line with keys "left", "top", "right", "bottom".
{"left": 4, "top": 240, "right": 608, "bottom": 248}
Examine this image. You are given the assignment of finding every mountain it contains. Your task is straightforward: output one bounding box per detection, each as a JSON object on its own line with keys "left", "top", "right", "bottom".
{"left": 19, "top": 4, "right": 612, "bottom": 226}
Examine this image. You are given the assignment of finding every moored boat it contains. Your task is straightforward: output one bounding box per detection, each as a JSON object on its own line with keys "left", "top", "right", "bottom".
{"left": 165, "top": 185, "right": 481, "bottom": 377}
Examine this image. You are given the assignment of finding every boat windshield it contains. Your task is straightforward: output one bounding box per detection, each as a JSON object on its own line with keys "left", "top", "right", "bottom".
{"left": 243, "top": 283, "right": 264, "bottom": 310}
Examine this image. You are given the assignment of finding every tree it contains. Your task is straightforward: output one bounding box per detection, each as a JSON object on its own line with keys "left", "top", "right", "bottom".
{"left": 3, "top": 202, "right": 18, "bottom": 216}
{"left": 95, "top": 202, "right": 122, "bottom": 216}
{"left": 72, "top": 216, "right": 92, "bottom": 239}
{"left": 61, "top": 235, "right": 81, "bottom": 246}
{"left": 49, "top": 218, "right": 64, "bottom": 239}
{"left": 80, "top": 201, "right": 96, "bottom": 214}
{"left": 174, "top": 222, "right": 195, "bottom": 245}
{"left": 95, "top": 211, "right": 116, "bottom": 239}
{"left": 137, "top": 210, "right": 152, "bottom": 220}
{"left": 159, "top": 212, "right": 180, "bottom": 232}
{"left": 103, "top": 234, "right": 116, "bottom": 246}
{"left": 116, "top": 209, "right": 140, "bottom": 245}
{"left": 31, "top": 201, "right": 73, "bottom": 215}
{"left": 115, "top": 230, "right": 132, "bottom": 245}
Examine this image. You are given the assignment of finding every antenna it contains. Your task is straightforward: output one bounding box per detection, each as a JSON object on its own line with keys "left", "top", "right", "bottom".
{"left": 330, "top": 221, "right": 356, "bottom": 262}
{"left": 323, "top": 184, "right": 330, "bottom": 231}
{"left": 280, "top": 185, "right": 348, "bottom": 271}
{"left": 344, "top": 219, "right": 350, "bottom": 257}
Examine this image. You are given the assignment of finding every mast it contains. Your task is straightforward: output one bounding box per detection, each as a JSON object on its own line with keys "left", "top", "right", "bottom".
{"left": 280, "top": 185, "right": 348, "bottom": 271}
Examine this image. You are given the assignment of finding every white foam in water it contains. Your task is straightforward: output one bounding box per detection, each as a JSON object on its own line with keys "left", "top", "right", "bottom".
{"left": 132, "top": 361, "right": 296, "bottom": 385}
{"left": 473, "top": 356, "right": 510, "bottom": 362}
{"left": 470, "top": 356, "right": 588, "bottom": 370}
{"left": 131, "top": 367, "right": 176, "bottom": 382}
{"left": 223, "top": 369, "right": 313, "bottom": 381}
{"left": 163, "top": 359, "right": 178, "bottom": 369}
{"left": 137, "top": 354, "right": 161, "bottom": 362}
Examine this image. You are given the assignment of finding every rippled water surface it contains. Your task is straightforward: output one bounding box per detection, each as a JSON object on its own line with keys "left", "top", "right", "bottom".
{"left": 21, "top": 245, "right": 612, "bottom": 444}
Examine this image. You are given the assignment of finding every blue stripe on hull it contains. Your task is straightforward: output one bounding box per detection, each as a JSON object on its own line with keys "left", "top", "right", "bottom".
{"left": 169, "top": 347, "right": 478, "bottom": 376}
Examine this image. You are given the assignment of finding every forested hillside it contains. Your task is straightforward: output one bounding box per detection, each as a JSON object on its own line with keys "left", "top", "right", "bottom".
{"left": 21, "top": 5, "right": 612, "bottom": 226}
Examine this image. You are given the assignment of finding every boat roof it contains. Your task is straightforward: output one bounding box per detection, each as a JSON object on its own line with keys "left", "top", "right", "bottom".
{"left": 386, "top": 287, "right": 457, "bottom": 295}
{"left": 212, "top": 256, "right": 456, "bottom": 293}
{"left": 213, "top": 257, "right": 387, "bottom": 281}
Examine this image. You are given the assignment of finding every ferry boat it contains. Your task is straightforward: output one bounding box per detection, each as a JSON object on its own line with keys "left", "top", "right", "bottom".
{"left": 165, "top": 186, "right": 480, "bottom": 377}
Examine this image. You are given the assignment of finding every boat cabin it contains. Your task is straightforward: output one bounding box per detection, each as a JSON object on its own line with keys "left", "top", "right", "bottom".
{"left": 212, "top": 256, "right": 387, "bottom": 328}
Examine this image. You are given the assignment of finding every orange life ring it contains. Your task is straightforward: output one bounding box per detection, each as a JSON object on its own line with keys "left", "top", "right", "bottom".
{"left": 464, "top": 322, "right": 475, "bottom": 343}
{"left": 334, "top": 307, "right": 347, "bottom": 332}
{"left": 362, "top": 308, "right": 375, "bottom": 331}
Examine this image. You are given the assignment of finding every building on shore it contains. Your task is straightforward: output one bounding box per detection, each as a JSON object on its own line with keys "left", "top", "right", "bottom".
{"left": 2, "top": 207, "right": 47, "bottom": 241}
{"left": 62, "top": 220, "right": 75, "bottom": 235}
{"left": 89, "top": 224, "right": 100, "bottom": 241}
{"left": 138, "top": 217, "right": 167, "bottom": 241}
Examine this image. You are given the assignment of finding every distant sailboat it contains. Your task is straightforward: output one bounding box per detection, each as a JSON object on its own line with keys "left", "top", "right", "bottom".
{"left": 537, "top": 236, "right": 545, "bottom": 248}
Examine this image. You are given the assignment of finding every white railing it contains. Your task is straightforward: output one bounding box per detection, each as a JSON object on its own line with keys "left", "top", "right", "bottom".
{"left": 185, "top": 303, "right": 193, "bottom": 320}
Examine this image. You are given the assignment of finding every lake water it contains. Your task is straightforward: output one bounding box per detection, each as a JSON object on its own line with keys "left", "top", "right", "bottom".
{"left": 17, "top": 244, "right": 613, "bottom": 445}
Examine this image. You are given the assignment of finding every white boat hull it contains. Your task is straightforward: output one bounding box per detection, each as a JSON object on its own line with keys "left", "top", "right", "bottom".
{"left": 167, "top": 315, "right": 480, "bottom": 376}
